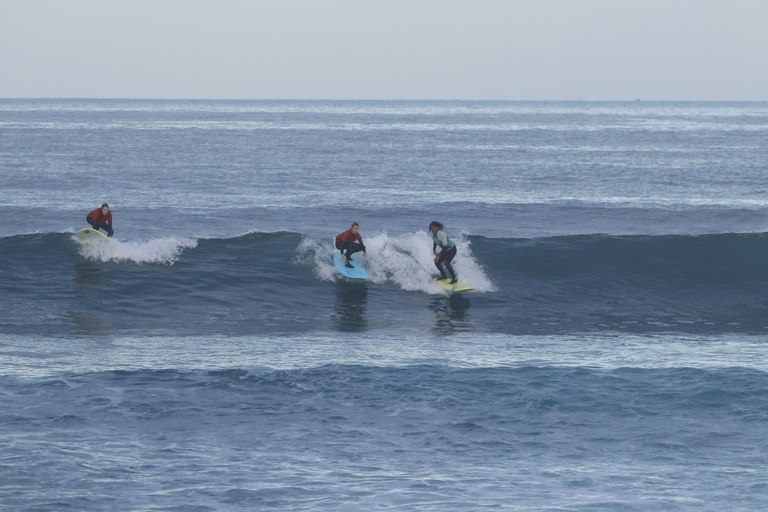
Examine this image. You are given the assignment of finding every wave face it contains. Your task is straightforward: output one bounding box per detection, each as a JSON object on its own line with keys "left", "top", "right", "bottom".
{"left": 3, "top": 231, "right": 768, "bottom": 336}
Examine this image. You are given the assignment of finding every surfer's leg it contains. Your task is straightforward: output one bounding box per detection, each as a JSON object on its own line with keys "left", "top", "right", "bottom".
{"left": 337, "top": 241, "right": 356, "bottom": 261}
{"left": 335, "top": 241, "right": 346, "bottom": 260}
{"left": 435, "top": 253, "right": 448, "bottom": 279}
{"left": 86, "top": 217, "right": 100, "bottom": 231}
{"left": 344, "top": 244, "right": 364, "bottom": 261}
{"left": 443, "top": 247, "right": 457, "bottom": 282}
{"left": 340, "top": 242, "right": 359, "bottom": 267}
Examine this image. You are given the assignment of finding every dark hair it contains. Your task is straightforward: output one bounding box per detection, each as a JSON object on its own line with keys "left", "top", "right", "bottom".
{"left": 350, "top": 222, "right": 359, "bottom": 229}
{"left": 429, "top": 221, "right": 443, "bottom": 230}
{"left": 101, "top": 203, "right": 110, "bottom": 209}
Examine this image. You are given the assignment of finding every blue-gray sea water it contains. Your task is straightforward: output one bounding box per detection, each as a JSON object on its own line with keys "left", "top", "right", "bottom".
{"left": 2, "top": 100, "right": 768, "bottom": 510}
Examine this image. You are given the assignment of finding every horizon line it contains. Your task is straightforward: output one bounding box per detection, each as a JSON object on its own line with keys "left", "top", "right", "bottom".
{"left": 1, "top": 97, "right": 767, "bottom": 103}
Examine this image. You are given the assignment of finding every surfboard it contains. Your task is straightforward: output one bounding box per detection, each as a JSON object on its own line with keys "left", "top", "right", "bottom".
{"left": 333, "top": 253, "right": 369, "bottom": 279}
{"left": 77, "top": 228, "right": 111, "bottom": 243}
{"left": 434, "top": 278, "right": 474, "bottom": 293}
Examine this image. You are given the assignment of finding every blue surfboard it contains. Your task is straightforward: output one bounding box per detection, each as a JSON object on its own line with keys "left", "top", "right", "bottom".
{"left": 333, "top": 253, "right": 370, "bottom": 279}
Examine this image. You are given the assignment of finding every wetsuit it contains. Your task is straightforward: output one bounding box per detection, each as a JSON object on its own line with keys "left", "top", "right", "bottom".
{"left": 86, "top": 208, "right": 114, "bottom": 237}
{"left": 432, "top": 230, "right": 457, "bottom": 281}
{"left": 335, "top": 230, "right": 366, "bottom": 262}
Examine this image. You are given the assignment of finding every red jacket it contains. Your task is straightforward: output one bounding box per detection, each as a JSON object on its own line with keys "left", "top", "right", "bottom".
{"left": 87, "top": 208, "right": 112, "bottom": 224}
{"left": 335, "top": 230, "right": 363, "bottom": 245}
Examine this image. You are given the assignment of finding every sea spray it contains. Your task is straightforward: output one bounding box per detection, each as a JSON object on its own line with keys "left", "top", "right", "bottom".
{"left": 294, "top": 236, "right": 339, "bottom": 282}
{"left": 76, "top": 236, "right": 198, "bottom": 265}
{"left": 362, "top": 231, "right": 495, "bottom": 293}
{"left": 295, "top": 231, "right": 494, "bottom": 293}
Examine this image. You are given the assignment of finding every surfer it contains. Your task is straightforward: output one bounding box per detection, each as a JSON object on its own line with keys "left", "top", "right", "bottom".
{"left": 429, "top": 221, "right": 457, "bottom": 284}
{"left": 86, "top": 204, "right": 114, "bottom": 237}
{"left": 335, "top": 222, "right": 367, "bottom": 269}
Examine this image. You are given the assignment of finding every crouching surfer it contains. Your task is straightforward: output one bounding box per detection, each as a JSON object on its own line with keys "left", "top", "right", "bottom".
{"left": 86, "top": 203, "right": 114, "bottom": 237}
{"left": 335, "top": 222, "right": 367, "bottom": 268}
{"left": 429, "top": 221, "right": 457, "bottom": 284}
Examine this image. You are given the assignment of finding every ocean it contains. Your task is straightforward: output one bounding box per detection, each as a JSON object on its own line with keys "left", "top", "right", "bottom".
{"left": 1, "top": 99, "right": 768, "bottom": 510}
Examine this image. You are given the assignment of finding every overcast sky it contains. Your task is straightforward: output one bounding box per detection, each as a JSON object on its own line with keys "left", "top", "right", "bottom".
{"left": 1, "top": 0, "right": 766, "bottom": 100}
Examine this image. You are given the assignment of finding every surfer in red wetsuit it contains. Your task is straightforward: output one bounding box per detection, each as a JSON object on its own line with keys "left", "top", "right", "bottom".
{"left": 86, "top": 204, "right": 114, "bottom": 237}
{"left": 335, "top": 222, "right": 367, "bottom": 268}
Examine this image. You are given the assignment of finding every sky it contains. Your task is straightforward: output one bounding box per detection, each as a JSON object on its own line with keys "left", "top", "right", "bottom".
{"left": 1, "top": 0, "right": 766, "bottom": 100}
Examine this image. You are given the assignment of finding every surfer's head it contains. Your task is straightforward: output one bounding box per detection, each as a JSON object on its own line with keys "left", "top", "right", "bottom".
{"left": 350, "top": 222, "right": 359, "bottom": 235}
{"left": 429, "top": 221, "right": 443, "bottom": 234}
{"left": 101, "top": 204, "right": 110, "bottom": 215}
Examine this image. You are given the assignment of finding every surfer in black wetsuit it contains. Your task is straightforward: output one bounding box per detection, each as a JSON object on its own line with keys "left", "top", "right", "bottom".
{"left": 430, "top": 221, "right": 457, "bottom": 284}
{"left": 86, "top": 204, "right": 114, "bottom": 237}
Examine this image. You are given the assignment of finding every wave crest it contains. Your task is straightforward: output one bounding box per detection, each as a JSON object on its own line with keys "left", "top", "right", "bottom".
{"left": 295, "top": 231, "right": 494, "bottom": 293}
{"left": 76, "top": 236, "right": 198, "bottom": 264}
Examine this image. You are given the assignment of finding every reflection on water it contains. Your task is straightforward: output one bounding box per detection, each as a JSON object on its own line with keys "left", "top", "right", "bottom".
{"left": 331, "top": 280, "right": 368, "bottom": 332}
{"left": 65, "top": 311, "right": 112, "bottom": 336}
{"left": 74, "top": 261, "right": 109, "bottom": 290}
{"left": 72, "top": 262, "right": 113, "bottom": 336}
{"left": 429, "top": 294, "right": 472, "bottom": 336}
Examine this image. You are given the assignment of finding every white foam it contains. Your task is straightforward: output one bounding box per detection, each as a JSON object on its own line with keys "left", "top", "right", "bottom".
{"left": 296, "top": 231, "right": 494, "bottom": 293}
{"left": 294, "top": 237, "right": 339, "bottom": 282}
{"left": 76, "top": 236, "right": 197, "bottom": 265}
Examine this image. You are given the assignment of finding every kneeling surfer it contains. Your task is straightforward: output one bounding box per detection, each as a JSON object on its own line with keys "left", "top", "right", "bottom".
{"left": 86, "top": 203, "right": 114, "bottom": 237}
{"left": 335, "top": 222, "right": 367, "bottom": 268}
{"left": 430, "top": 221, "right": 457, "bottom": 284}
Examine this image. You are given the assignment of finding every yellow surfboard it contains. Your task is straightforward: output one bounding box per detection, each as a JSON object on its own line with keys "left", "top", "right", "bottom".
{"left": 77, "top": 228, "right": 111, "bottom": 243}
{"left": 434, "top": 278, "right": 474, "bottom": 293}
